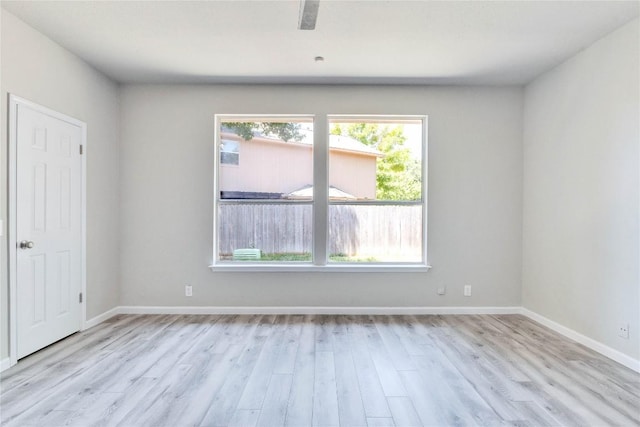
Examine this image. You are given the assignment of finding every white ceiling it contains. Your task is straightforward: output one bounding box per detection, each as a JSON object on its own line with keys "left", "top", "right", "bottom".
{"left": 2, "top": 0, "right": 638, "bottom": 85}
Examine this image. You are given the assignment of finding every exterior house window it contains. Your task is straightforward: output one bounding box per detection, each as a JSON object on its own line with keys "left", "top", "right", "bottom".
{"left": 212, "top": 114, "right": 428, "bottom": 271}
{"left": 220, "top": 139, "right": 240, "bottom": 165}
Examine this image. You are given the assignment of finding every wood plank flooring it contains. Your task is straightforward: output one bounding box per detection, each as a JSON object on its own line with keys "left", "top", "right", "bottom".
{"left": 1, "top": 314, "right": 638, "bottom": 427}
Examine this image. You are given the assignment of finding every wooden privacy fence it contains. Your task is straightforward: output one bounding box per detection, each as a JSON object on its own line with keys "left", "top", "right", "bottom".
{"left": 218, "top": 203, "right": 422, "bottom": 257}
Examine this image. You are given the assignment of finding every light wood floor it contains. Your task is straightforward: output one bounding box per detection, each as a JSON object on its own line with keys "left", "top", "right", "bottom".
{"left": 1, "top": 314, "right": 638, "bottom": 427}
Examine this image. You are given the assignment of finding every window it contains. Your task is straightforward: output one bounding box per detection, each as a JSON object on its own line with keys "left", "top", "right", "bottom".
{"left": 216, "top": 116, "right": 314, "bottom": 262}
{"left": 212, "top": 114, "right": 428, "bottom": 270}
{"left": 220, "top": 139, "right": 240, "bottom": 165}
{"left": 328, "top": 117, "right": 424, "bottom": 263}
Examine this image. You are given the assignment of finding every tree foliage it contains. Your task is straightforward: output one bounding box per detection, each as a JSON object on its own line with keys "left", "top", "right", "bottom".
{"left": 224, "top": 122, "right": 303, "bottom": 142}
{"left": 331, "top": 123, "right": 421, "bottom": 201}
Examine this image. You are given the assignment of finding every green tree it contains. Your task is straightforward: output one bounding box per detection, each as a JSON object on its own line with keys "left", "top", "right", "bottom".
{"left": 331, "top": 123, "right": 421, "bottom": 200}
{"left": 224, "top": 122, "right": 303, "bottom": 142}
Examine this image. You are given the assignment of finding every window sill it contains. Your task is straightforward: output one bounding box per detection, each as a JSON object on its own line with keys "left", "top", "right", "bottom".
{"left": 209, "top": 263, "right": 432, "bottom": 273}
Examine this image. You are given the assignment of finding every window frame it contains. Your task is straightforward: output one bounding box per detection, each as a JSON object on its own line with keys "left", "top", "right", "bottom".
{"left": 210, "top": 113, "right": 430, "bottom": 272}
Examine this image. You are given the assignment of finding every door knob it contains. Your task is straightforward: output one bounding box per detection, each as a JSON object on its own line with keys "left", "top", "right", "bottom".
{"left": 19, "top": 240, "right": 34, "bottom": 249}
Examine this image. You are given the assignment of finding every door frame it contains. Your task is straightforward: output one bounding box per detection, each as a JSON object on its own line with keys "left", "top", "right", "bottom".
{"left": 8, "top": 94, "right": 87, "bottom": 367}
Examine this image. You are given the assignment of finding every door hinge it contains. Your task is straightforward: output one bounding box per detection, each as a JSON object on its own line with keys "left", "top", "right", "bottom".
{"left": 79, "top": 145, "right": 84, "bottom": 155}
{"left": 79, "top": 292, "right": 83, "bottom": 303}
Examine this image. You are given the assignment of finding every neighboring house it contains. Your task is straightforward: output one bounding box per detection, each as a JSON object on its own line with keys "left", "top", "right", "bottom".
{"left": 219, "top": 131, "right": 382, "bottom": 199}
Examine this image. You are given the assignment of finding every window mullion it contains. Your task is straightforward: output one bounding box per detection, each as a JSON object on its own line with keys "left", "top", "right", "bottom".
{"left": 313, "top": 115, "right": 328, "bottom": 266}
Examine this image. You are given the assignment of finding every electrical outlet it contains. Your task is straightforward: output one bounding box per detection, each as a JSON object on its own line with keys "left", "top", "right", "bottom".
{"left": 618, "top": 323, "right": 629, "bottom": 339}
{"left": 463, "top": 285, "right": 472, "bottom": 297}
{"left": 437, "top": 285, "right": 446, "bottom": 295}
{"left": 185, "top": 285, "right": 193, "bottom": 297}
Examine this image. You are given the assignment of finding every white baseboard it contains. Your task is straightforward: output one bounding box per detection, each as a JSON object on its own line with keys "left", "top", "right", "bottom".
{"left": 0, "top": 357, "right": 12, "bottom": 373}
{"left": 83, "top": 306, "right": 122, "bottom": 330}
{"left": 520, "top": 308, "right": 640, "bottom": 373}
{"left": 118, "top": 305, "right": 522, "bottom": 315}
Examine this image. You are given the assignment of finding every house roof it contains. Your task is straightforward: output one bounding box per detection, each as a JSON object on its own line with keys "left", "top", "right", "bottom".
{"left": 287, "top": 185, "right": 356, "bottom": 200}
{"left": 329, "top": 135, "right": 382, "bottom": 157}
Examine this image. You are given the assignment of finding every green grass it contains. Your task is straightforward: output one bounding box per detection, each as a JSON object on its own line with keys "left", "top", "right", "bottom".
{"left": 223, "top": 252, "right": 378, "bottom": 262}
{"left": 266, "top": 253, "right": 379, "bottom": 262}
{"left": 259, "top": 253, "right": 312, "bottom": 261}
{"left": 328, "top": 255, "right": 378, "bottom": 263}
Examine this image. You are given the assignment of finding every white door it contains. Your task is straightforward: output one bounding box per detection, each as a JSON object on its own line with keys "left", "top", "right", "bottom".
{"left": 14, "top": 100, "right": 83, "bottom": 359}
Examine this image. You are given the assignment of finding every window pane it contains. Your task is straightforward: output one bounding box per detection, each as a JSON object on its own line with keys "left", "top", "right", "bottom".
{"left": 219, "top": 119, "right": 313, "bottom": 200}
{"left": 328, "top": 120, "right": 422, "bottom": 201}
{"left": 329, "top": 204, "right": 422, "bottom": 263}
{"left": 217, "top": 117, "right": 314, "bottom": 264}
{"left": 327, "top": 117, "right": 425, "bottom": 264}
{"left": 218, "top": 203, "right": 312, "bottom": 262}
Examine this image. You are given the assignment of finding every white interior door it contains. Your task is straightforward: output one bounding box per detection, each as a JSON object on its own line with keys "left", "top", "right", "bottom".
{"left": 14, "top": 100, "right": 84, "bottom": 360}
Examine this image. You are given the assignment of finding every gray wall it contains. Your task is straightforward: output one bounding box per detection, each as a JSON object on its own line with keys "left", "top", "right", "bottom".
{"left": 0, "top": 11, "right": 121, "bottom": 360}
{"left": 119, "top": 85, "right": 524, "bottom": 308}
{"left": 522, "top": 19, "right": 639, "bottom": 360}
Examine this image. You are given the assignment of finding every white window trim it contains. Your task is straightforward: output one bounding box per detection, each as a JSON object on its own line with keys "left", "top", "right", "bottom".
{"left": 210, "top": 264, "right": 431, "bottom": 273}
{"left": 210, "top": 114, "right": 430, "bottom": 272}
